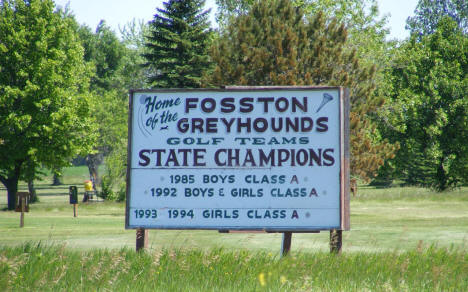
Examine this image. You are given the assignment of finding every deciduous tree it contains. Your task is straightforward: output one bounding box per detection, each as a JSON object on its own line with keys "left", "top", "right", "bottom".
{"left": 77, "top": 21, "right": 129, "bottom": 187}
{"left": 76, "top": 20, "right": 148, "bottom": 197}
{"left": 99, "top": 20, "right": 150, "bottom": 200}
{"left": 384, "top": 17, "right": 468, "bottom": 190}
{"left": 406, "top": 0, "right": 468, "bottom": 36}
{"left": 0, "top": 0, "right": 95, "bottom": 209}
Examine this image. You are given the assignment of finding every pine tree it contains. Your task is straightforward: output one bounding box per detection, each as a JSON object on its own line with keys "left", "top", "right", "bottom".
{"left": 143, "top": 0, "right": 213, "bottom": 88}
{"left": 209, "top": 0, "right": 396, "bottom": 181}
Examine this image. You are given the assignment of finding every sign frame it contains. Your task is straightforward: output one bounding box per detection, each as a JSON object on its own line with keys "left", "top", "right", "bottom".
{"left": 125, "top": 86, "right": 349, "bottom": 231}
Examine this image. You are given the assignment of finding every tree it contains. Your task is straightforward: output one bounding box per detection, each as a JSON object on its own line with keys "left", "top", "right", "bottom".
{"left": 21, "top": 160, "right": 43, "bottom": 203}
{"left": 215, "top": 0, "right": 393, "bottom": 111}
{"left": 215, "top": 0, "right": 254, "bottom": 26}
{"left": 98, "top": 20, "right": 151, "bottom": 200}
{"left": 119, "top": 19, "right": 151, "bottom": 90}
{"left": 51, "top": 168, "right": 63, "bottom": 185}
{"left": 79, "top": 21, "right": 127, "bottom": 92}
{"left": 299, "top": 0, "right": 392, "bottom": 71}
{"left": 75, "top": 21, "right": 130, "bottom": 188}
{"left": 143, "top": 0, "right": 213, "bottom": 88}
{"left": 384, "top": 17, "right": 468, "bottom": 190}
{"left": 76, "top": 20, "right": 148, "bottom": 196}
{"left": 215, "top": 0, "right": 393, "bottom": 86}
{"left": 0, "top": 0, "right": 95, "bottom": 209}
{"left": 406, "top": 0, "right": 468, "bottom": 36}
{"left": 209, "top": 0, "right": 395, "bottom": 181}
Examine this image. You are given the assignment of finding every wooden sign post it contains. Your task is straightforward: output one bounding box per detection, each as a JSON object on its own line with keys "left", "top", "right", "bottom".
{"left": 69, "top": 186, "right": 78, "bottom": 217}
{"left": 136, "top": 228, "right": 148, "bottom": 251}
{"left": 330, "top": 229, "right": 343, "bottom": 254}
{"left": 281, "top": 232, "right": 292, "bottom": 256}
{"left": 15, "top": 192, "right": 29, "bottom": 228}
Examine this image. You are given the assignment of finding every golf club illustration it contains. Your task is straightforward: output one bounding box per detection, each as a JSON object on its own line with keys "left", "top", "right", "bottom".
{"left": 316, "top": 93, "right": 333, "bottom": 113}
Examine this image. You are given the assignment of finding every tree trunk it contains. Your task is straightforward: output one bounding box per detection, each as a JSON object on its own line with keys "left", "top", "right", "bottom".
{"left": 5, "top": 179, "right": 19, "bottom": 210}
{"left": 0, "top": 163, "right": 22, "bottom": 210}
{"left": 52, "top": 172, "right": 63, "bottom": 186}
{"left": 86, "top": 153, "right": 103, "bottom": 190}
{"left": 28, "top": 179, "right": 38, "bottom": 203}
{"left": 436, "top": 157, "right": 448, "bottom": 191}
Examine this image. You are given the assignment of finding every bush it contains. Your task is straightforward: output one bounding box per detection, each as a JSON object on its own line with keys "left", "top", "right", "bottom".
{"left": 101, "top": 142, "right": 127, "bottom": 201}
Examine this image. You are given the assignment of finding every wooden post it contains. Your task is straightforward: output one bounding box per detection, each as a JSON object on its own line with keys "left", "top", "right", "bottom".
{"left": 330, "top": 229, "right": 342, "bottom": 254}
{"left": 20, "top": 197, "right": 25, "bottom": 228}
{"left": 281, "top": 232, "right": 292, "bottom": 257}
{"left": 136, "top": 228, "right": 148, "bottom": 251}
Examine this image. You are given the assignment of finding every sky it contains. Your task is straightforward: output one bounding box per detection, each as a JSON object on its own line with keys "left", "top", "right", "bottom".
{"left": 54, "top": 0, "right": 420, "bottom": 40}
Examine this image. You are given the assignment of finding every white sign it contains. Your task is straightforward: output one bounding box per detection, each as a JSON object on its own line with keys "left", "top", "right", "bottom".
{"left": 126, "top": 87, "right": 349, "bottom": 231}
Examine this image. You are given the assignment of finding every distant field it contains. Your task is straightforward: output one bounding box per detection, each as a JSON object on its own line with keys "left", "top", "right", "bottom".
{"left": 0, "top": 166, "right": 467, "bottom": 253}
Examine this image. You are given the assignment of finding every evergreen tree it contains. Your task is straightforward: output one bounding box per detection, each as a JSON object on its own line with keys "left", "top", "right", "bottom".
{"left": 210, "top": 0, "right": 395, "bottom": 181}
{"left": 143, "top": 0, "right": 213, "bottom": 88}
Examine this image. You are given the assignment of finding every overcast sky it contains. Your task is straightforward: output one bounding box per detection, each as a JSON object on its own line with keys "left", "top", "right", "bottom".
{"left": 54, "top": 0, "right": 419, "bottom": 40}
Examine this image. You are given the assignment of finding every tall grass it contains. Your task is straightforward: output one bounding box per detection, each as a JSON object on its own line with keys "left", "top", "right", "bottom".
{"left": 1, "top": 243, "right": 467, "bottom": 291}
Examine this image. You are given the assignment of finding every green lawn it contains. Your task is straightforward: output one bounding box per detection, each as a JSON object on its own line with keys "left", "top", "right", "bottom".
{"left": 1, "top": 167, "right": 467, "bottom": 253}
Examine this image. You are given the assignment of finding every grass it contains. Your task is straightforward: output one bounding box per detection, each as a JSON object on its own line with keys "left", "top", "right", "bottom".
{"left": 0, "top": 243, "right": 467, "bottom": 291}
{"left": 1, "top": 173, "right": 467, "bottom": 252}
{"left": 1, "top": 167, "right": 467, "bottom": 290}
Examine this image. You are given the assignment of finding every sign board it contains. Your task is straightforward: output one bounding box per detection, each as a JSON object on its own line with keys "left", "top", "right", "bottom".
{"left": 15, "top": 192, "right": 29, "bottom": 212}
{"left": 69, "top": 186, "right": 78, "bottom": 204}
{"left": 126, "top": 87, "right": 349, "bottom": 231}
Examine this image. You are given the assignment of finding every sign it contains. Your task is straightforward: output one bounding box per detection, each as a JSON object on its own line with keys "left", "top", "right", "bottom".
{"left": 126, "top": 87, "right": 349, "bottom": 231}
{"left": 69, "top": 186, "right": 78, "bottom": 204}
{"left": 15, "top": 192, "right": 29, "bottom": 213}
